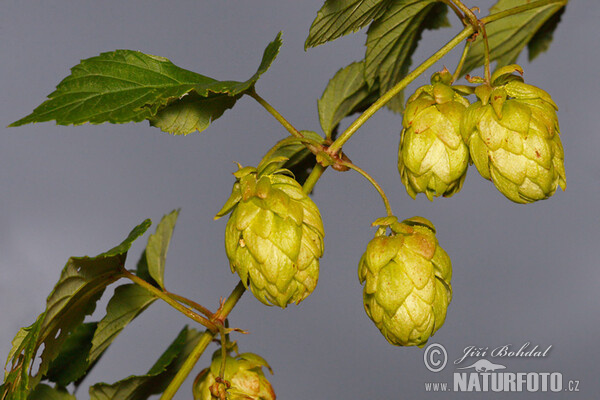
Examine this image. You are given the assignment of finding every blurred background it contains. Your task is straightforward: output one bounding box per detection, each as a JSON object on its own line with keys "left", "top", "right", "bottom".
{"left": 1, "top": 1, "right": 599, "bottom": 398}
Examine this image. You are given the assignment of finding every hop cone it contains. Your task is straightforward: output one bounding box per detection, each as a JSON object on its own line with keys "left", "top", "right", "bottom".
{"left": 398, "top": 69, "right": 471, "bottom": 200}
{"left": 358, "top": 216, "right": 452, "bottom": 347}
{"left": 194, "top": 351, "right": 275, "bottom": 400}
{"left": 461, "top": 65, "right": 566, "bottom": 203}
{"left": 215, "top": 158, "right": 324, "bottom": 308}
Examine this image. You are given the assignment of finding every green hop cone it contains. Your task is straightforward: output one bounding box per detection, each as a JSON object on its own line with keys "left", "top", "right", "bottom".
{"left": 215, "top": 157, "right": 325, "bottom": 308}
{"left": 398, "top": 68, "right": 471, "bottom": 200}
{"left": 461, "top": 64, "right": 566, "bottom": 203}
{"left": 193, "top": 351, "right": 276, "bottom": 400}
{"left": 358, "top": 216, "right": 452, "bottom": 347}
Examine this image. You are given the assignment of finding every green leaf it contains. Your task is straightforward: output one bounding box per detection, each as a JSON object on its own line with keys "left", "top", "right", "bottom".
{"left": 1, "top": 220, "right": 151, "bottom": 400}
{"left": 365, "top": 1, "right": 449, "bottom": 112}
{"left": 305, "top": 0, "right": 391, "bottom": 49}
{"left": 88, "top": 284, "right": 156, "bottom": 365}
{"left": 460, "top": 0, "right": 567, "bottom": 76}
{"left": 527, "top": 5, "right": 566, "bottom": 62}
{"left": 262, "top": 131, "right": 324, "bottom": 186}
{"left": 10, "top": 33, "right": 282, "bottom": 134}
{"left": 2, "top": 314, "right": 46, "bottom": 400}
{"left": 148, "top": 92, "right": 238, "bottom": 135}
{"left": 145, "top": 209, "right": 179, "bottom": 289}
{"left": 89, "top": 326, "right": 201, "bottom": 400}
{"left": 318, "top": 61, "right": 377, "bottom": 137}
{"left": 45, "top": 322, "right": 98, "bottom": 388}
{"left": 27, "top": 384, "right": 76, "bottom": 400}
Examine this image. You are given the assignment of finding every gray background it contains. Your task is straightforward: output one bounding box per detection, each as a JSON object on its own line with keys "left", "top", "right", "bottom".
{"left": 1, "top": 1, "right": 599, "bottom": 398}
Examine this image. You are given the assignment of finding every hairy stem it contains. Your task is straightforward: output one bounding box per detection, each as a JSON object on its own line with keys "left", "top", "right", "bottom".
{"left": 248, "top": 88, "right": 304, "bottom": 139}
{"left": 302, "top": 163, "right": 326, "bottom": 194}
{"left": 337, "top": 160, "right": 393, "bottom": 217}
{"left": 122, "top": 269, "right": 219, "bottom": 332}
{"left": 165, "top": 290, "right": 214, "bottom": 319}
{"left": 160, "top": 281, "right": 246, "bottom": 400}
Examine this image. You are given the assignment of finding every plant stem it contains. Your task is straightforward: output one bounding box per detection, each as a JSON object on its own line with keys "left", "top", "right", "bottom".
{"left": 452, "top": 40, "right": 471, "bottom": 82}
{"left": 248, "top": 88, "right": 304, "bottom": 139}
{"left": 122, "top": 269, "right": 219, "bottom": 332}
{"left": 327, "top": 0, "right": 564, "bottom": 155}
{"left": 442, "top": 0, "right": 465, "bottom": 25}
{"left": 160, "top": 281, "right": 246, "bottom": 400}
{"left": 302, "top": 163, "right": 326, "bottom": 194}
{"left": 166, "top": 290, "right": 214, "bottom": 319}
{"left": 337, "top": 160, "right": 393, "bottom": 217}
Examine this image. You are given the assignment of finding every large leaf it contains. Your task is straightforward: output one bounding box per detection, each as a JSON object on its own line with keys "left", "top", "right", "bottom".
{"left": 365, "top": 1, "right": 449, "bottom": 112}
{"left": 89, "top": 326, "right": 201, "bottom": 400}
{"left": 305, "top": 0, "right": 391, "bottom": 49}
{"left": 527, "top": 5, "right": 566, "bottom": 62}
{"left": 88, "top": 284, "right": 157, "bottom": 366}
{"left": 318, "top": 61, "right": 378, "bottom": 137}
{"left": 45, "top": 322, "right": 98, "bottom": 388}
{"left": 10, "top": 33, "right": 282, "bottom": 135}
{"left": 1, "top": 220, "right": 151, "bottom": 400}
{"left": 145, "top": 209, "right": 179, "bottom": 289}
{"left": 459, "top": 0, "right": 567, "bottom": 76}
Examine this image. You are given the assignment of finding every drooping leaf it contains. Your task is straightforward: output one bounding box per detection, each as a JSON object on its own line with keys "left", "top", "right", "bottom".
{"left": 2, "top": 313, "right": 46, "bottom": 400}
{"left": 261, "top": 131, "right": 324, "bottom": 186}
{"left": 26, "top": 384, "right": 76, "bottom": 400}
{"left": 148, "top": 92, "right": 238, "bottom": 135}
{"left": 145, "top": 209, "right": 179, "bottom": 289}
{"left": 460, "top": 0, "right": 567, "bottom": 76}
{"left": 318, "top": 61, "right": 377, "bottom": 137}
{"left": 527, "top": 5, "right": 566, "bottom": 61}
{"left": 88, "top": 284, "right": 157, "bottom": 367}
{"left": 45, "top": 322, "right": 98, "bottom": 388}
{"left": 88, "top": 326, "right": 202, "bottom": 400}
{"left": 10, "top": 33, "right": 282, "bottom": 135}
{"left": 305, "top": 0, "right": 391, "bottom": 49}
{"left": 365, "top": 1, "right": 449, "bottom": 112}
{"left": 1, "top": 220, "right": 151, "bottom": 400}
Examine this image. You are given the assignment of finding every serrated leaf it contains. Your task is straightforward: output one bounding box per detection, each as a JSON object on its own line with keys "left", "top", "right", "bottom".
{"left": 527, "top": 6, "right": 566, "bottom": 61}
{"left": 460, "top": 0, "right": 567, "bottom": 76}
{"left": 365, "top": 1, "right": 449, "bottom": 112}
{"left": 45, "top": 322, "right": 98, "bottom": 388}
{"left": 89, "top": 326, "right": 201, "bottom": 400}
{"left": 305, "top": 0, "right": 391, "bottom": 49}
{"left": 145, "top": 209, "right": 179, "bottom": 289}
{"left": 10, "top": 33, "right": 282, "bottom": 134}
{"left": 27, "top": 384, "right": 76, "bottom": 400}
{"left": 318, "top": 61, "right": 373, "bottom": 137}
{"left": 87, "top": 284, "right": 156, "bottom": 367}
{"left": 262, "top": 131, "right": 324, "bottom": 186}
{"left": 1, "top": 220, "right": 151, "bottom": 400}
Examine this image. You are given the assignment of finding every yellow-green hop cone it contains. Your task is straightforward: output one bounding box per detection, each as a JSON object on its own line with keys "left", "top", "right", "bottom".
{"left": 358, "top": 216, "right": 452, "bottom": 347}
{"left": 461, "top": 65, "right": 566, "bottom": 203}
{"left": 194, "top": 351, "right": 276, "bottom": 400}
{"left": 398, "top": 69, "right": 471, "bottom": 200}
{"left": 215, "top": 158, "right": 324, "bottom": 308}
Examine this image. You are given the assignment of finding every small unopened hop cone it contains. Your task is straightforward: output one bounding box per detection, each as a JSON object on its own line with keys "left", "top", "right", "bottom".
{"left": 194, "top": 351, "right": 276, "bottom": 400}
{"left": 215, "top": 157, "right": 325, "bottom": 308}
{"left": 358, "top": 216, "right": 452, "bottom": 347}
{"left": 461, "top": 64, "right": 566, "bottom": 203}
{"left": 398, "top": 68, "right": 471, "bottom": 200}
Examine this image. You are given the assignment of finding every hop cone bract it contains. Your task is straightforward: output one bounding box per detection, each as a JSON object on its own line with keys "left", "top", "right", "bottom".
{"left": 215, "top": 158, "right": 324, "bottom": 308}
{"left": 358, "top": 216, "right": 452, "bottom": 347}
{"left": 398, "top": 69, "right": 471, "bottom": 200}
{"left": 194, "top": 351, "right": 275, "bottom": 400}
{"left": 461, "top": 65, "right": 566, "bottom": 203}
